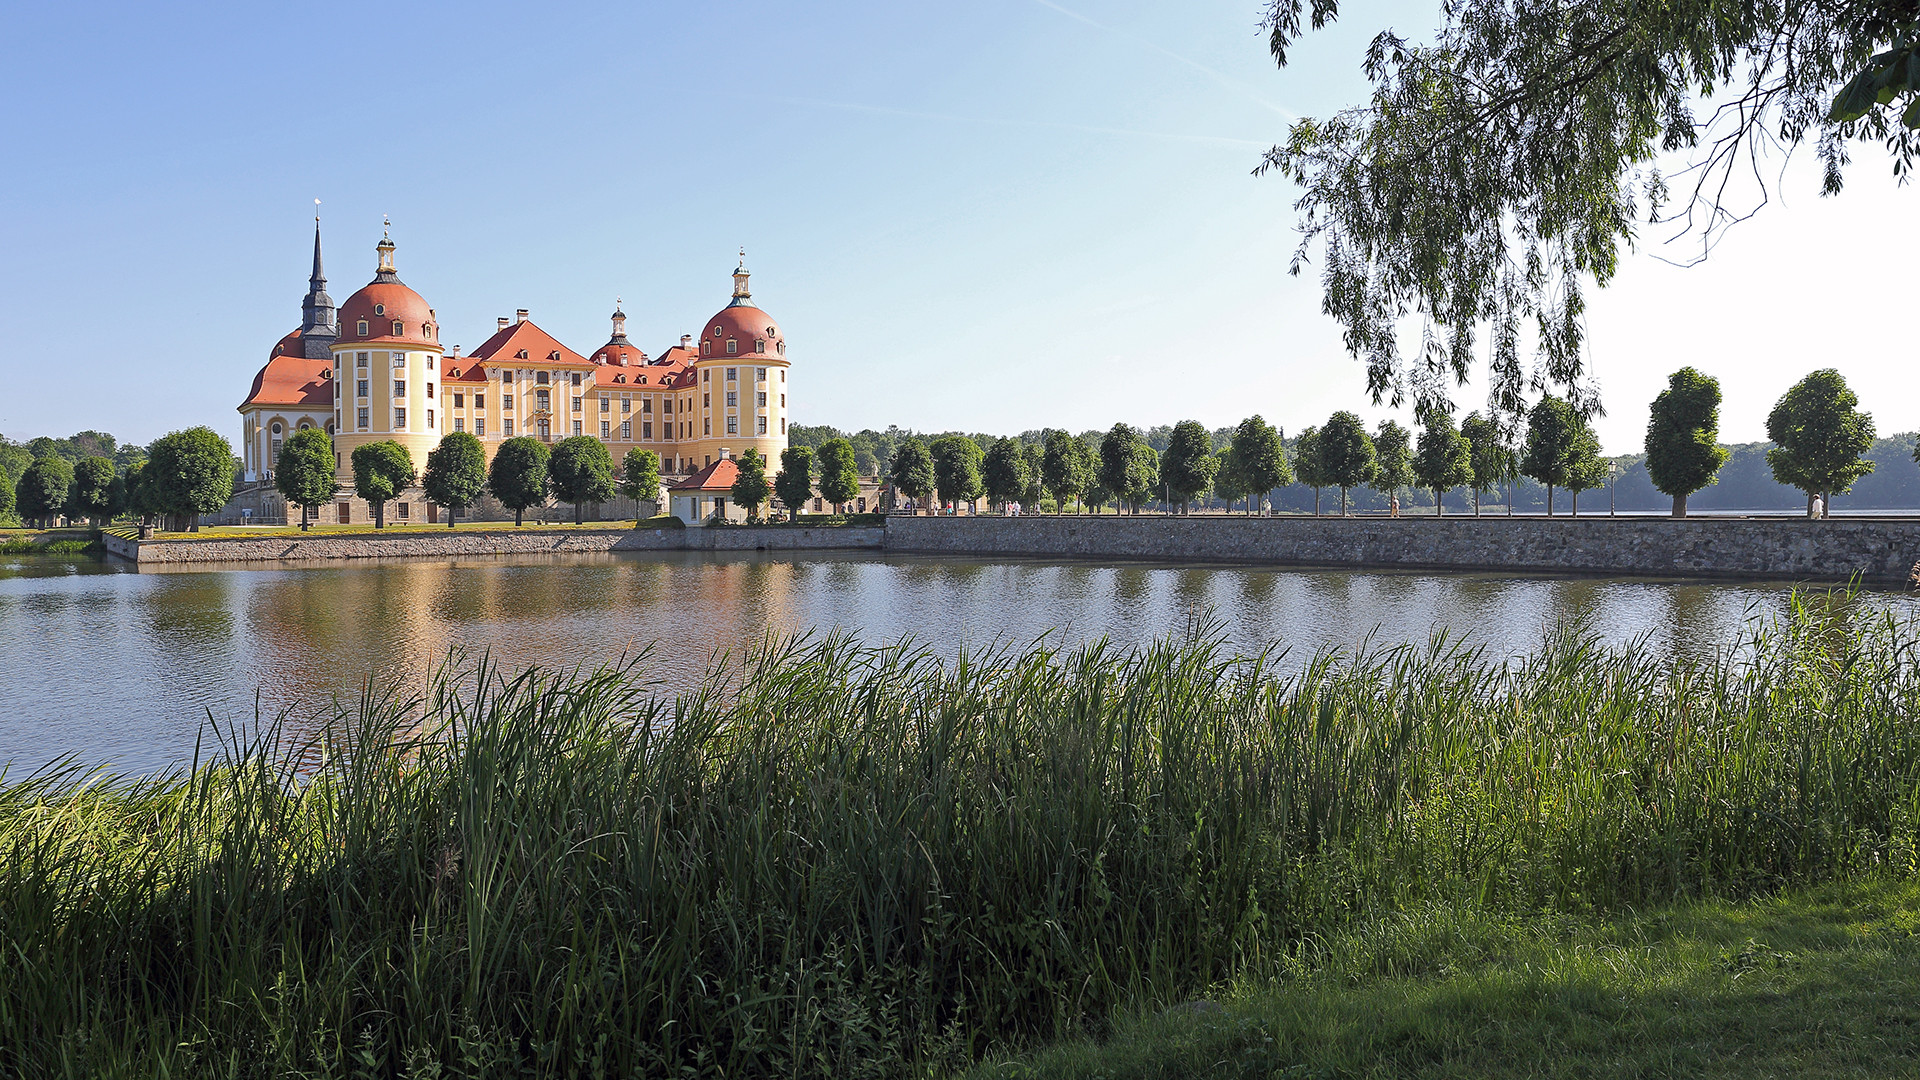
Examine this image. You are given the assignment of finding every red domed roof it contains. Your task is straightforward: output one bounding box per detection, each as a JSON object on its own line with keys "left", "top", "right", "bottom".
{"left": 337, "top": 280, "right": 439, "bottom": 348}
{"left": 697, "top": 303, "right": 783, "bottom": 360}
{"left": 241, "top": 329, "right": 332, "bottom": 409}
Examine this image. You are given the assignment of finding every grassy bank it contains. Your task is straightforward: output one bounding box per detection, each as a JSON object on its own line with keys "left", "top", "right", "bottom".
{"left": 0, "top": 529, "right": 103, "bottom": 554}
{"left": 3, "top": 598, "right": 1918, "bottom": 1077}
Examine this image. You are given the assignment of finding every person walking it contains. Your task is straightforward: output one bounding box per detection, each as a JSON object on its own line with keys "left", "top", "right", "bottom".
{"left": 1388, "top": 493, "right": 1400, "bottom": 518}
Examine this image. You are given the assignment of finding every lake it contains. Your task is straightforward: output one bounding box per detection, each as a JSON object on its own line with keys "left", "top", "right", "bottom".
{"left": 0, "top": 550, "right": 1895, "bottom": 773}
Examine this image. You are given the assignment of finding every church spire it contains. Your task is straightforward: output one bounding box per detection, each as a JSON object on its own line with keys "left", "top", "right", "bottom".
{"left": 300, "top": 200, "right": 338, "bottom": 358}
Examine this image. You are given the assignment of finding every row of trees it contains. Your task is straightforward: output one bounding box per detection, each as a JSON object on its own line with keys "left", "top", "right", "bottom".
{"left": 829, "top": 366, "right": 1899, "bottom": 519}
{"left": 8, "top": 427, "right": 237, "bottom": 530}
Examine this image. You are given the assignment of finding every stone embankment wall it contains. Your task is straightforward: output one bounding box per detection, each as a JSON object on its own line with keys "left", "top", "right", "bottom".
{"left": 110, "top": 527, "right": 883, "bottom": 565}
{"left": 883, "top": 514, "right": 1920, "bottom": 584}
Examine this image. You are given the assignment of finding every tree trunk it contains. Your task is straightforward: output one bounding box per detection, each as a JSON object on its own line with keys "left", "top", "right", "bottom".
{"left": 1571, "top": 490, "right": 1579, "bottom": 517}
{"left": 374, "top": 502, "right": 384, "bottom": 529}
{"left": 516, "top": 507, "right": 525, "bottom": 526}
{"left": 300, "top": 504, "right": 310, "bottom": 531}
{"left": 1340, "top": 487, "right": 1349, "bottom": 516}
{"left": 1822, "top": 491, "right": 1831, "bottom": 519}
{"left": 1474, "top": 489, "right": 1481, "bottom": 516}
{"left": 1435, "top": 487, "right": 1444, "bottom": 516}
{"left": 575, "top": 501, "right": 584, "bottom": 525}
{"left": 1313, "top": 488, "right": 1322, "bottom": 515}
{"left": 1546, "top": 486, "right": 1554, "bottom": 516}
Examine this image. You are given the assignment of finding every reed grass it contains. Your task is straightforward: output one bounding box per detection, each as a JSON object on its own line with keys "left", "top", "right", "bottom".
{"left": 2, "top": 595, "right": 1918, "bottom": 1078}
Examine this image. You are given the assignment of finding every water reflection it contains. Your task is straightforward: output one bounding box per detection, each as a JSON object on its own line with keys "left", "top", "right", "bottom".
{"left": 0, "top": 551, "right": 1903, "bottom": 774}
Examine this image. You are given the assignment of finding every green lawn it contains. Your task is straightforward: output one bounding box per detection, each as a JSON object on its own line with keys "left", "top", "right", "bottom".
{"left": 118, "top": 515, "right": 683, "bottom": 540}
{"left": 974, "top": 881, "right": 1920, "bottom": 1080}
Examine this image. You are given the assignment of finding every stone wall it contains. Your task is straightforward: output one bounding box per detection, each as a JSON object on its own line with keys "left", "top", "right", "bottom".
{"left": 882, "top": 514, "right": 1920, "bottom": 584}
{"left": 115, "top": 526, "right": 884, "bottom": 565}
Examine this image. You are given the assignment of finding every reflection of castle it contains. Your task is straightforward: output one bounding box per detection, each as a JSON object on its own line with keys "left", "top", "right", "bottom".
{"left": 238, "top": 220, "right": 791, "bottom": 519}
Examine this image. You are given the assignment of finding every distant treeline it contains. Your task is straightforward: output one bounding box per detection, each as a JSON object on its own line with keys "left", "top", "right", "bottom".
{"left": 791, "top": 423, "right": 1920, "bottom": 513}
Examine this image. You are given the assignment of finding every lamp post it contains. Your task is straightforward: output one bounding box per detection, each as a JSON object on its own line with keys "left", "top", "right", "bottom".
{"left": 1609, "top": 461, "right": 1618, "bottom": 516}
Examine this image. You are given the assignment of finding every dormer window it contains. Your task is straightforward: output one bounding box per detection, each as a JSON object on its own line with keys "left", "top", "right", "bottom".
{"left": 712, "top": 326, "right": 722, "bottom": 337}
{"left": 357, "top": 320, "right": 368, "bottom": 336}
{"left": 755, "top": 339, "right": 765, "bottom": 353}
{"left": 726, "top": 340, "right": 737, "bottom": 355}
{"left": 701, "top": 342, "right": 710, "bottom": 355}
{"left": 614, "top": 374, "right": 625, "bottom": 383}
{"left": 449, "top": 367, "right": 460, "bottom": 378}
{"left": 515, "top": 349, "right": 529, "bottom": 359}
{"left": 374, "top": 304, "right": 385, "bottom": 316}
{"left": 392, "top": 320, "right": 403, "bottom": 336}
{"left": 548, "top": 350, "right": 561, "bottom": 361}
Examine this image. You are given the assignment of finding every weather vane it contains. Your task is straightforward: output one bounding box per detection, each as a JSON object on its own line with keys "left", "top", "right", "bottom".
{"left": 382, "top": 214, "right": 391, "bottom": 239}
{"left": 314, "top": 197, "right": 320, "bottom": 224}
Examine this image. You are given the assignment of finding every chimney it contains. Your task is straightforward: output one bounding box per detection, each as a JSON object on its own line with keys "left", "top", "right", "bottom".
{"left": 719, "top": 447, "right": 731, "bottom": 460}
{"left": 679, "top": 334, "right": 691, "bottom": 349}
{"left": 515, "top": 308, "right": 529, "bottom": 324}
{"left": 451, "top": 345, "right": 461, "bottom": 357}
{"left": 497, "top": 317, "right": 509, "bottom": 331}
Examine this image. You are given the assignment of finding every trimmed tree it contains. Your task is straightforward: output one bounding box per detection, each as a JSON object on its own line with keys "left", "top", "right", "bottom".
{"left": 549, "top": 436, "right": 617, "bottom": 525}
{"left": 275, "top": 428, "right": 337, "bottom": 531}
{"left": 982, "top": 437, "right": 1026, "bottom": 510}
{"left": 1097, "top": 424, "right": 1153, "bottom": 515}
{"left": 1566, "top": 430, "right": 1610, "bottom": 516}
{"left": 1411, "top": 412, "right": 1474, "bottom": 515}
{"left": 619, "top": 448, "right": 663, "bottom": 521}
{"left": 69, "top": 456, "right": 122, "bottom": 526}
{"left": 1520, "top": 396, "right": 1581, "bottom": 515}
{"left": 1041, "top": 431, "right": 1089, "bottom": 514}
{"left": 1644, "top": 367, "right": 1731, "bottom": 518}
{"left": 1460, "top": 411, "right": 1511, "bottom": 515}
{"left": 1126, "top": 442, "right": 1160, "bottom": 514}
{"left": 1293, "top": 426, "right": 1326, "bottom": 515}
{"left": 1372, "top": 420, "right": 1415, "bottom": 509}
{"left": 929, "top": 435, "right": 984, "bottom": 511}
{"left": 1318, "top": 412, "right": 1377, "bottom": 516}
{"left": 15, "top": 456, "right": 73, "bottom": 527}
{"left": 776, "top": 445, "right": 816, "bottom": 518}
{"left": 729, "top": 447, "right": 772, "bottom": 520}
{"left": 351, "top": 441, "right": 416, "bottom": 529}
{"left": 1019, "top": 442, "right": 1046, "bottom": 507}
{"left": 1765, "top": 369, "right": 1876, "bottom": 518}
{"left": 488, "top": 436, "right": 551, "bottom": 526}
{"left": 146, "top": 426, "right": 235, "bottom": 532}
{"left": 1160, "top": 420, "right": 1218, "bottom": 514}
{"left": 1228, "top": 415, "right": 1290, "bottom": 514}
{"left": 816, "top": 438, "right": 861, "bottom": 513}
{"left": 421, "top": 431, "right": 487, "bottom": 528}
{"left": 886, "top": 440, "right": 933, "bottom": 513}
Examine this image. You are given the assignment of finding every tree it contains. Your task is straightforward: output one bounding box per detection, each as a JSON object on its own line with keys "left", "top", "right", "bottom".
{"left": 1566, "top": 431, "right": 1610, "bottom": 517}
{"left": 1160, "top": 421, "right": 1219, "bottom": 514}
{"left": 886, "top": 440, "right": 932, "bottom": 512}
{"left": 548, "top": 437, "right": 617, "bottom": 525}
{"left": 930, "top": 435, "right": 984, "bottom": 510}
{"left": 1765, "top": 369, "right": 1876, "bottom": 517}
{"left": 1098, "top": 424, "right": 1157, "bottom": 515}
{"left": 1460, "top": 412, "right": 1512, "bottom": 516}
{"left": 982, "top": 437, "right": 1027, "bottom": 510}
{"left": 421, "top": 432, "right": 487, "bottom": 528}
{"left": 1293, "top": 426, "right": 1327, "bottom": 515}
{"left": 15, "top": 456, "right": 73, "bottom": 527}
{"left": 776, "top": 445, "right": 817, "bottom": 517}
{"left": 816, "top": 438, "right": 861, "bottom": 513}
{"left": 1520, "top": 397, "right": 1582, "bottom": 515}
{"left": 1372, "top": 421, "right": 1415, "bottom": 509}
{"left": 1019, "top": 442, "right": 1046, "bottom": 507}
{"left": 488, "top": 436, "right": 550, "bottom": 526}
{"left": 1318, "top": 412, "right": 1377, "bottom": 516}
{"left": 1259, "top": 0, "right": 1919, "bottom": 423}
{"left": 619, "top": 448, "right": 663, "bottom": 520}
{"left": 351, "top": 441, "right": 416, "bottom": 529}
{"left": 146, "top": 427, "right": 235, "bottom": 532}
{"left": 275, "top": 428, "right": 337, "bottom": 531}
{"left": 1041, "top": 430, "right": 1090, "bottom": 513}
{"left": 1644, "top": 368, "right": 1732, "bottom": 518}
{"left": 68, "top": 456, "right": 122, "bottom": 526}
{"left": 1227, "top": 415, "right": 1290, "bottom": 514}
{"left": 1213, "top": 447, "right": 1248, "bottom": 513}
{"left": 1411, "top": 413, "right": 1474, "bottom": 515}
{"left": 125, "top": 461, "right": 166, "bottom": 527}
{"left": 1126, "top": 442, "right": 1160, "bottom": 514}
{"left": 729, "top": 448, "right": 772, "bottom": 520}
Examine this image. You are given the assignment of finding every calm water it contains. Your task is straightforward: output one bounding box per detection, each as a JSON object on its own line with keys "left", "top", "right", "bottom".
{"left": 0, "top": 551, "right": 1898, "bottom": 773}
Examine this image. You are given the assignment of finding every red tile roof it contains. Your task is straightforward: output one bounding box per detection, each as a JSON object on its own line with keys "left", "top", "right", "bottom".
{"left": 240, "top": 330, "right": 333, "bottom": 410}
{"left": 338, "top": 281, "right": 440, "bottom": 347}
{"left": 468, "top": 319, "right": 593, "bottom": 367}
{"left": 669, "top": 458, "right": 740, "bottom": 492}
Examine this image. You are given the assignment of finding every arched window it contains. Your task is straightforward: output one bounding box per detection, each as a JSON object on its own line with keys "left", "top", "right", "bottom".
{"left": 392, "top": 320, "right": 403, "bottom": 336}
{"left": 357, "top": 320, "right": 369, "bottom": 336}
{"left": 755, "top": 339, "right": 765, "bottom": 353}
{"left": 701, "top": 342, "right": 710, "bottom": 356}
{"left": 726, "top": 340, "right": 737, "bottom": 355}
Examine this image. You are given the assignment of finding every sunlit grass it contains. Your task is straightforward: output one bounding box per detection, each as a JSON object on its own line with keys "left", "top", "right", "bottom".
{"left": 1, "top": 594, "right": 1917, "bottom": 1077}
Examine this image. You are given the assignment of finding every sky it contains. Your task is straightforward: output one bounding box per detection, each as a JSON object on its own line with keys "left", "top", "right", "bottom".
{"left": 0, "top": 1, "right": 1910, "bottom": 455}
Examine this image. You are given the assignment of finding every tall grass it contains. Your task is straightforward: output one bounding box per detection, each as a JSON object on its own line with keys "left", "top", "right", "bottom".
{"left": 3, "top": 595, "right": 1919, "bottom": 1078}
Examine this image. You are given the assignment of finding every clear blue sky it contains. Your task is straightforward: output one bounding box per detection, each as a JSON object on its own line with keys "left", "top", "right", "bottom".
{"left": 0, "top": 1, "right": 1908, "bottom": 454}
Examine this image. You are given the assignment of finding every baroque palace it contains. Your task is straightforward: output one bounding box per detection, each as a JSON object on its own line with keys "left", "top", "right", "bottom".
{"left": 238, "top": 222, "right": 791, "bottom": 522}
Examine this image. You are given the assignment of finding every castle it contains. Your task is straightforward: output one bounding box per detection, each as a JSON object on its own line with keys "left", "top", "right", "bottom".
{"left": 238, "top": 221, "right": 791, "bottom": 523}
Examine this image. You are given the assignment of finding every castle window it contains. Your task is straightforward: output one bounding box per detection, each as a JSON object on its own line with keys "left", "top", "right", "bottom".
{"left": 781, "top": 418, "right": 787, "bottom": 434}
{"left": 503, "top": 395, "right": 513, "bottom": 411}
{"left": 701, "top": 342, "right": 709, "bottom": 356}
{"left": 394, "top": 380, "right": 406, "bottom": 397}
{"left": 475, "top": 393, "right": 485, "bottom": 409}
{"left": 621, "top": 396, "right": 630, "bottom": 413}
{"left": 426, "top": 383, "right": 433, "bottom": 398}
{"left": 357, "top": 320, "right": 368, "bottom": 336}
{"left": 642, "top": 398, "right": 652, "bottom": 414}
{"left": 778, "top": 341, "right": 785, "bottom": 355}
{"left": 725, "top": 367, "right": 737, "bottom": 382}
{"left": 454, "top": 392, "right": 464, "bottom": 408}
{"left": 448, "top": 367, "right": 460, "bottom": 378}
{"left": 395, "top": 502, "right": 408, "bottom": 519}
{"left": 572, "top": 396, "right": 582, "bottom": 413}
{"left": 357, "top": 407, "right": 369, "bottom": 430}
{"left": 427, "top": 409, "right": 435, "bottom": 429}
{"left": 374, "top": 304, "right": 385, "bottom": 316}
{"left": 357, "top": 379, "right": 369, "bottom": 398}
{"left": 757, "top": 391, "right": 766, "bottom": 408}
{"left": 780, "top": 369, "right": 785, "bottom": 382}
{"left": 712, "top": 326, "right": 722, "bottom": 337}
{"left": 516, "top": 350, "right": 529, "bottom": 360}
{"left": 600, "top": 396, "right": 610, "bottom": 414}
{"left": 727, "top": 416, "right": 737, "bottom": 435}
{"left": 755, "top": 339, "right": 765, "bottom": 353}
{"left": 572, "top": 420, "right": 582, "bottom": 437}
{"left": 394, "top": 407, "right": 407, "bottom": 428}
{"left": 475, "top": 418, "right": 485, "bottom": 436}
{"left": 620, "top": 420, "right": 631, "bottom": 440}
{"left": 643, "top": 422, "right": 653, "bottom": 439}
{"left": 426, "top": 356, "right": 435, "bottom": 371}
{"left": 725, "top": 391, "right": 737, "bottom": 408}
{"left": 570, "top": 372, "right": 582, "bottom": 386}
{"left": 455, "top": 417, "right": 465, "bottom": 432}
{"left": 704, "top": 418, "right": 711, "bottom": 435}
{"left": 392, "top": 321, "right": 403, "bottom": 336}
{"left": 756, "top": 367, "right": 766, "bottom": 382}
{"left": 535, "top": 371, "right": 548, "bottom": 384}
{"left": 726, "top": 340, "right": 737, "bottom": 354}
{"left": 505, "top": 419, "right": 514, "bottom": 435}
{"left": 757, "top": 416, "right": 767, "bottom": 435}
{"left": 702, "top": 369, "right": 710, "bottom": 383}
{"left": 601, "top": 421, "right": 611, "bottom": 439}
